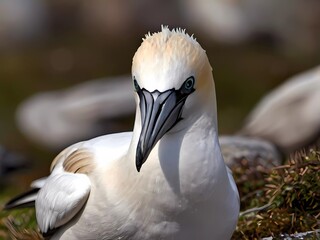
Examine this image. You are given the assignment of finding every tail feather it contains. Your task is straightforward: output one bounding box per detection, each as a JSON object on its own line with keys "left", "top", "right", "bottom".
{"left": 4, "top": 188, "right": 39, "bottom": 210}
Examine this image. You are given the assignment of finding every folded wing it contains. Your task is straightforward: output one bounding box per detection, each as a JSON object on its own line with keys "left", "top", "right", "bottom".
{"left": 36, "top": 172, "right": 91, "bottom": 235}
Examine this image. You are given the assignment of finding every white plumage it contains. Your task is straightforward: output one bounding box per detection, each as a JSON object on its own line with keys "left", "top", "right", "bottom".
{"left": 5, "top": 26, "right": 239, "bottom": 240}
{"left": 241, "top": 65, "right": 320, "bottom": 153}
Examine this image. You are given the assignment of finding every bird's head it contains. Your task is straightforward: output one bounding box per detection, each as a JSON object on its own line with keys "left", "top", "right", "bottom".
{"left": 132, "top": 26, "right": 217, "bottom": 172}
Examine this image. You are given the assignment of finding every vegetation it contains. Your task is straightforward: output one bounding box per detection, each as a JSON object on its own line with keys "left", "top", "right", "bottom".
{"left": 232, "top": 148, "right": 320, "bottom": 239}
{"left": 0, "top": 188, "right": 39, "bottom": 240}
{"left": 0, "top": 210, "right": 40, "bottom": 240}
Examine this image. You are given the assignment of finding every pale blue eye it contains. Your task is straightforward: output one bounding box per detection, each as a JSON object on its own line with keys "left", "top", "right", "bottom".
{"left": 184, "top": 76, "right": 195, "bottom": 90}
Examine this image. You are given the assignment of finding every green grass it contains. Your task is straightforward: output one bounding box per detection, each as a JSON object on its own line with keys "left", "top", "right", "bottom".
{"left": 0, "top": 187, "right": 39, "bottom": 239}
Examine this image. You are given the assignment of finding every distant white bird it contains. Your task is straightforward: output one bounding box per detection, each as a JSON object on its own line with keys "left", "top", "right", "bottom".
{"left": 16, "top": 76, "right": 135, "bottom": 150}
{"left": 241, "top": 65, "right": 320, "bottom": 154}
{"left": 5, "top": 26, "right": 239, "bottom": 239}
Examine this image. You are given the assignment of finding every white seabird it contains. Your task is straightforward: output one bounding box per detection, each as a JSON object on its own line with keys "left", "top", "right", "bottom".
{"left": 241, "top": 65, "right": 320, "bottom": 153}
{"left": 4, "top": 26, "right": 240, "bottom": 240}
{"left": 16, "top": 76, "right": 135, "bottom": 150}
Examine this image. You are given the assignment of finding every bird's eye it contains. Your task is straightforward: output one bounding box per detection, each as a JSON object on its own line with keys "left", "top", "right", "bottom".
{"left": 183, "top": 76, "right": 195, "bottom": 91}
{"left": 133, "top": 78, "right": 140, "bottom": 92}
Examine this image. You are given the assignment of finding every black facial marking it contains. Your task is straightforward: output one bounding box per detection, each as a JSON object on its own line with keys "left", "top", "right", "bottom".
{"left": 133, "top": 77, "right": 140, "bottom": 92}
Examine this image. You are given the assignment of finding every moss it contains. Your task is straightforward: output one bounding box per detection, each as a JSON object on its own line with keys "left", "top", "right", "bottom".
{"left": 232, "top": 148, "right": 320, "bottom": 239}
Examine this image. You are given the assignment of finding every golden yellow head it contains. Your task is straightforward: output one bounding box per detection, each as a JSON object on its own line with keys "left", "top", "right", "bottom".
{"left": 132, "top": 26, "right": 212, "bottom": 92}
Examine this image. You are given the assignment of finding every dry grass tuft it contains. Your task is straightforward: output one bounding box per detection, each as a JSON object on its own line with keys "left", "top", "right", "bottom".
{"left": 232, "top": 148, "right": 320, "bottom": 239}
{"left": 3, "top": 216, "right": 43, "bottom": 240}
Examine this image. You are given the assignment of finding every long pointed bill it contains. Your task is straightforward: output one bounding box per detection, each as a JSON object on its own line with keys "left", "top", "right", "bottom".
{"left": 135, "top": 87, "right": 192, "bottom": 172}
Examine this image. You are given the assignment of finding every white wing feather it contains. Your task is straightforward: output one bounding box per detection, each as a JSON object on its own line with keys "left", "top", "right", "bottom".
{"left": 30, "top": 177, "right": 47, "bottom": 188}
{"left": 35, "top": 172, "right": 91, "bottom": 233}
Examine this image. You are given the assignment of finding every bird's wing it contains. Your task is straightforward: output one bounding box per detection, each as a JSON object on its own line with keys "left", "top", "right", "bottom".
{"left": 36, "top": 145, "right": 93, "bottom": 235}
{"left": 36, "top": 172, "right": 91, "bottom": 235}
{"left": 35, "top": 132, "right": 132, "bottom": 236}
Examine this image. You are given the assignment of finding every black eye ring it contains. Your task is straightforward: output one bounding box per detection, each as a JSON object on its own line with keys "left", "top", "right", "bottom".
{"left": 184, "top": 76, "right": 195, "bottom": 90}
{"left": 133, "top": 78, "right": 140, "bottom": 92}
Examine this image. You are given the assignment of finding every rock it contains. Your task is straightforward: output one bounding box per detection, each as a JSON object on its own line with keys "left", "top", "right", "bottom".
{"left": 220, "top": 135, "right": 282, "bottom": 168}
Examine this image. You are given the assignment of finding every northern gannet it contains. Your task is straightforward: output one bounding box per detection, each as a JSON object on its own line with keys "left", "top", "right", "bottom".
{"left": 5, "top": 26, "right": 240, "bottom": 240}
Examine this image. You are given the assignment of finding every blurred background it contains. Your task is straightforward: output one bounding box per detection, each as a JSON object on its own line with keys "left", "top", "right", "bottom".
{"left": 1, "top": 0, "right": 320, "bottom": 192}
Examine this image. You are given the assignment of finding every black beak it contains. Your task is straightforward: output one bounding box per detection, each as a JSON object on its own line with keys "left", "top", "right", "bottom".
{"left": 135, "top": 81, "right": 194, "bottom": 172}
